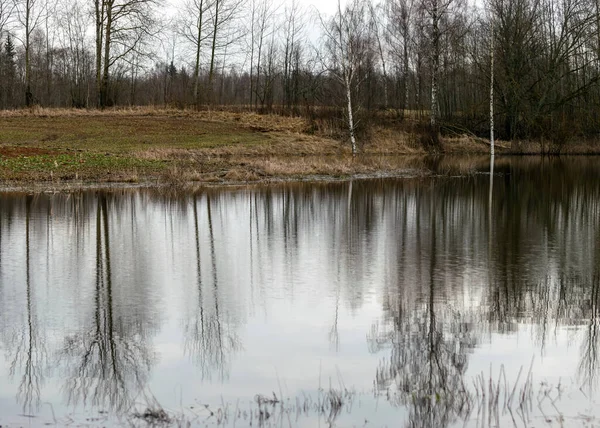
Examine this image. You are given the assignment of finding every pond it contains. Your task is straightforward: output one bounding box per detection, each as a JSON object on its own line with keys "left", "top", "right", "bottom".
{"left": 0, "top": 157, "right": 599, "bottom": 427}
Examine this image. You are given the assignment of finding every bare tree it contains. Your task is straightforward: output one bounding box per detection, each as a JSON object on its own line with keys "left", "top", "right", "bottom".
{"left": 421, "top": 0, "right": 456, "bottom": 132}
{"left": 320, "top": 0, "right": 374, "bottom": 155}
{"left": 96, "top": 0, "right": 159, "bottom": 108}
{"left": 0, "top": 0, "right": 12, "bottom": 37}
{"left": 13, "top": 0, "right": 46, "bottom": 106}
{"left": 206, "top": 0, "right": 242, "bottom": 103}
{"left": 57, "top": 0, "right": 93, "bottom": 107}
{"left": 369, "top": 1, "right": 389, "bottom": 108}
{"left": 489, "top": 18, "right": 494, "bottom": 155}
{"left": 281, "top": 0, "right": 305, "bottom": 111}
{"left": 247, "top": 0, "right": 276, "bottom": 109}
{"left": 386, "top": 0, "right": 415, "bottom": 113}
{"left": 177, "top": 0, "right": 211, "bottom": 106}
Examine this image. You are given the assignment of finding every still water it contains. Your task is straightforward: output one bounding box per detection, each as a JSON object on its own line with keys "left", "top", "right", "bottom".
{"left": 0, "top": 157, "right": 599, "bottom": 427}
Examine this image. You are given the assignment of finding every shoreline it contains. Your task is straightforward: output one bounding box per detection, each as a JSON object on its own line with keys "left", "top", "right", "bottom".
{"left": 2, "top": 108, "right": 600, "bottom": 192}
{"left": 0, "top": 167, "right": 429, "bottom": 194}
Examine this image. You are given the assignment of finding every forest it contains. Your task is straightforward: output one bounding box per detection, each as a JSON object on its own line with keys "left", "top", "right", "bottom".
{"left": 1, "top": 0, "right": 600, "bottom": 147}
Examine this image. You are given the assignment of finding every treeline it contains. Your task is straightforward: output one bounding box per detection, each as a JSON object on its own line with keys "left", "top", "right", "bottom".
{"left": 1, "top": 0, "right": 600, "bottom": 143}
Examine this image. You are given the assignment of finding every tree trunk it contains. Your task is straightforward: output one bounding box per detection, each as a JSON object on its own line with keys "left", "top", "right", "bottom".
{"left": 208, "top": 0, "right": 220, "bottom": 104}
{"left": 255, "top": 25, "right": 264, "bottom": 110}
{"left": 95, "top": 0, "right": 104, "bottom": 108}
{"left": 25, "top": 0, "right": 32, "bottom": 107}
{"left": 430, "top": 0, "right": 440, "bottom": 131}
{"left": 490, "top": 22, "right": 495, "bottom": 156}
{"left": 193, "top": 0, "right": 204, "bottom": 108}
{"left": 249, "top": 1, "right": 256, "bottom": 107}
{"left": 344, "top": 73, "right": 357, "bottom": 156}
{"left": 404, "top": 41, "right": 409, "bottom": 113}
{"left": 100, "top": 1, "right": 113, "bottom": 108}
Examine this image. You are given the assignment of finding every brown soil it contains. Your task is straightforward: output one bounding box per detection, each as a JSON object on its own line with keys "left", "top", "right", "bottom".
{"left": 0, "top": 146, "right": 62, "bottom": 158}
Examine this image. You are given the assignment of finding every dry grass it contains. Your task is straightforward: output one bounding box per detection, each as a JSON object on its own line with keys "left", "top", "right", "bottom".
{"left": 4, "top": 106, "right": 597, "bottom": 188}
{"left": 148, "top": 155, "right": 426, "bottom": 188}
{"left": 0, "top": 105, "right": 178, "bottom": 117}
{"left": 239, "top": 155, "right": 423, "bottom": 178}
{"left": 0, "top": 106, "right": 310, "bottom": 133}
{"left": 0, "top": 105, "right": 480, "bottom": 187}
{"left": 363, "top": 126, "right": 425, "bottom": 154}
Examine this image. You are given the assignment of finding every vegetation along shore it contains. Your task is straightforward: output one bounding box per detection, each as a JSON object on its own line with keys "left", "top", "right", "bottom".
{"left": 1, "top": 107, "right": 599, "bottom": 190}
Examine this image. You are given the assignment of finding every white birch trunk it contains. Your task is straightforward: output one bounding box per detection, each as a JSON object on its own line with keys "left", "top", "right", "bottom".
{"left": 490, "top": 22, "right": 495, "bottom": 156}
{"left": 488, "top": 22, "right": 495, "bottom": 260}
{"left": 345, "top": 73, "right": 357, "bottom": 156}
{"left": 431, "top": 72, "right": 438, "bottom": 128}
{"left": 347, "top": 180, "right": 353, "bottom": 214}
{"left": 488, "top": 154, "right": 494, "bottom": 289}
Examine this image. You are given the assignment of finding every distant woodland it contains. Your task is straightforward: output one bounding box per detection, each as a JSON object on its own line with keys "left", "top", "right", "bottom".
{"left": 1, "top": 0, "right": 600, "bottom": 144}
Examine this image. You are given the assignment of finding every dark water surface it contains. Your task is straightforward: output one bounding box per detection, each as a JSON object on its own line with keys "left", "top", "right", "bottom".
{"left": 1, "top": 157, "right": 600, "bottom": 427}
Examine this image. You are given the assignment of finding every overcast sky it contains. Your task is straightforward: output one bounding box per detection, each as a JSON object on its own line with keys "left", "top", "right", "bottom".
{"left": 158, "top": 0, "right": 344, "bottom": 65}
{"left": 165, "top": 0, "right": 341, "bottom": 22}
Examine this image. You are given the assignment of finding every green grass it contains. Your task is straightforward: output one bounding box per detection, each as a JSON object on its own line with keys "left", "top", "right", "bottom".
{"left": 0, "top": 113, "right": 282, "bottom": 183}
{"left": 0, "top": 152, "right": 165, "bottom": 182}
{"left": 0, "top": 115, "right": 271, "bottom": 152}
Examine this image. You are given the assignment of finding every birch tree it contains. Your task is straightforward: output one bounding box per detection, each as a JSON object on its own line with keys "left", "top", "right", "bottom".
{"left": 489, "top": 19, "right": 494, "bottom": 155}
{"left": 422, "top": 0, "right": 446, "bottom": 132}
{"left": 321, "top": 0, "right": 373, "bottom": 155}
{"left": 420, "top": 0, "right": 465, "bottom": 140}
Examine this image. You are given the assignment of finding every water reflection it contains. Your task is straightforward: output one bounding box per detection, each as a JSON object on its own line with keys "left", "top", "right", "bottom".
{"left": 0, "top": 157, "right": 599, "bottom": 426}
{"left": 7, "top": 196, "right": 46, "bottom": 415}
{"left": 58, "top": 195, "right": 153, "bottom": 413}
{"left": 368, "top": 157, "right": 600, "bottom": 426}
{"left": 184, "top": 194, "right": 241, "bottom": 380}
{"left": 369, "top": 185, "right": 476, "bottom": 427}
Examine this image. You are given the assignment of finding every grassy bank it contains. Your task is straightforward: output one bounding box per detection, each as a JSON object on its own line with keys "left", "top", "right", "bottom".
{"left": 0, "top": 107, "right": 597, "bottom": 189}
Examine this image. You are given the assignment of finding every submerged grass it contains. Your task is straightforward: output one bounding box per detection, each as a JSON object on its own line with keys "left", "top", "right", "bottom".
{"left": 31, "top": 366, "right": 594, "bottom": 427}
{"left": 123, "top": 368, "right": 587, "bottom": 428}
{"left": 470, "top": 359, "right": 536, "bottom": 427}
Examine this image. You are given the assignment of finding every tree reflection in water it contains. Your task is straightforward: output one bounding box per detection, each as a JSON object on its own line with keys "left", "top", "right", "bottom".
{"left": 577, "top": 274, "right": 600, "bottom": 393}
{"left": 369, "top": 158, "right": 600, "bottom": 426}
{"left": 8, "top": 196, "right": 46, "bottom": 415}
{"left": 184, "top": 194, "right": 241, "bottom": 381}
{"left": 0, "top": 158, "right": 599, "bottom": 425}
{"left": 58, "top": 195, "right": 153, "bottom": 414}
{"left": 370, "top": 191, "right": 475, "bottom": 428}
